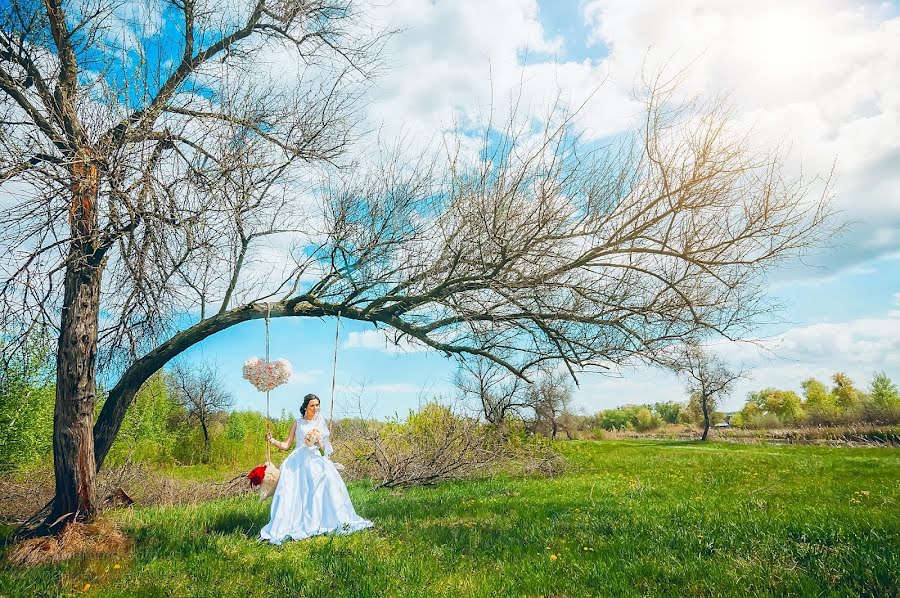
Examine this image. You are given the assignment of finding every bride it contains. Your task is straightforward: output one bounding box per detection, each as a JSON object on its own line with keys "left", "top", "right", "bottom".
{"left": 260, "top": 393, "right": 373, "bottom": 544}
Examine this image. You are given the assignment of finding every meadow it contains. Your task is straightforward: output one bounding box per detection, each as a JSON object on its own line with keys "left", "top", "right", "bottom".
{"left": 1, "top": 440, "right": 898, "bottom": 597}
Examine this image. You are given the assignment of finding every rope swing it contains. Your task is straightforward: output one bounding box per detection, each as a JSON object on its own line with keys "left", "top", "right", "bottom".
{"left": 243, "top": 303, "right": 292, "bottom": 500}
{"left": 265, "top": 303, "right": 272, "bottom": 464}
{"left": 330, "top": 311, "right": 340, "bottom": 425}
{"left": 244, "top": 305, "right": 346, "bottom": 486}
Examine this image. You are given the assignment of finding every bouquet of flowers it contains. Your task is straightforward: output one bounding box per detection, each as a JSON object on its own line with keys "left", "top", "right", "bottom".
{"left": 304, "top": 428, "right": 324, "bottom": 455}
{"left": 242, "top": 357, "right": 293, "bottom": 392}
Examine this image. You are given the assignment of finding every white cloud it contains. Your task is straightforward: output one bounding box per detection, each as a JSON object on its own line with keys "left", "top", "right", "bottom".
{"left": 323, "top": 0, "right": 900, "bottom": 278}
{"left": 343, "top": 329, "right": 428, "bottom": 354}
{"left": 354, "top": 0, "right": 629, "bottom": 165}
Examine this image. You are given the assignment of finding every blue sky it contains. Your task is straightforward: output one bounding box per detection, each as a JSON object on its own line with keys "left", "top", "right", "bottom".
{"left": 173, "top": 0, "right": 900, "bottom": 419}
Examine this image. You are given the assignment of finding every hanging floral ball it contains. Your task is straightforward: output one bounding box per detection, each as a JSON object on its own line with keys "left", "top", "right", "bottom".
{"left": 242, "top": 357, "right": 293, "bottom": 392}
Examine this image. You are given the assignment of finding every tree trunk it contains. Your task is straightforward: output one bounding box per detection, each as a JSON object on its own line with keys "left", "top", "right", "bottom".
{"left": 44, "top": 157, "right": 103, "bottom": 534}
{"left": 200, "top": 418, "right": 210, "bottom": 463}
{"left": 701, "top": 395, "right": 711, "bottom": 441}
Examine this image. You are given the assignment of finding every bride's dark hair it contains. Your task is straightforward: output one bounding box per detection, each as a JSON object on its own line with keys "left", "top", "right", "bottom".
{"left": 300, "top": 394, "right": 320, "bottom": 417}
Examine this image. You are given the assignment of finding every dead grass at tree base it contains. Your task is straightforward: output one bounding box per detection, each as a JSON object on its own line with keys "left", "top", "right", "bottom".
{"left": 6, "top": 519, "right": 129, "bottom": 567}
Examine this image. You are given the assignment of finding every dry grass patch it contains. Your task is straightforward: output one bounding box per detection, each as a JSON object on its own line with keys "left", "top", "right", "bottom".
{"left": 6, "top": 518, "right": 129, "bottom": 567}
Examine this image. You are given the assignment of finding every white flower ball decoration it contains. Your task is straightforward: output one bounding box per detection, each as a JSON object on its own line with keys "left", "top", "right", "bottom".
{"left": 242, "top": 357, "right": 293, "bottom": 392}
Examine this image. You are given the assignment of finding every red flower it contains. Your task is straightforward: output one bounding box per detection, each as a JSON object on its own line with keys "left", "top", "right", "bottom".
{"left": 248, "top": 465, "right": 266, "bottom": 487}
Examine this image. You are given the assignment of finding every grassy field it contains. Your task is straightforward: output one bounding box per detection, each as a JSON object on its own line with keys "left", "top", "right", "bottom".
{"left": 1, "top": 440, "right": 898, "bottom": 597}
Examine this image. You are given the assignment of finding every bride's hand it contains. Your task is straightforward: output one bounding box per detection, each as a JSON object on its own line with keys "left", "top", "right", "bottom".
{"left": 265, "top": 432, "right": 273, "bottom": 444}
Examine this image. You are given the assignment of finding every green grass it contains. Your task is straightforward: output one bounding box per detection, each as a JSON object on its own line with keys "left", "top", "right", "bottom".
{"left": 1, "top": 440, "right": 898, "bottom": 597}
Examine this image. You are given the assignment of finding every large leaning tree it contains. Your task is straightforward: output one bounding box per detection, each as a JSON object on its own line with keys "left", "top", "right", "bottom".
{"left": 2, "top": 3, "right": 834, "bottom": 536}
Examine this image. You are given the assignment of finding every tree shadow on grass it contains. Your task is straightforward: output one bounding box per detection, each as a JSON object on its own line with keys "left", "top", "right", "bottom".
{"left": 206, "top": 508, "right": 267, "bottom": 538}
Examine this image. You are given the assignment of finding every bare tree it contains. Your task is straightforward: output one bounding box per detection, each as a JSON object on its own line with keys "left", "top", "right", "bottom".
{"left": 526, "top": 368, "right": 574, "bottom": 439}
{"left": 2, "top": 22, "right": 835, "bottom": 536}
{"left": 454, "top": 356, "right": 529, "bottom": 425}
{"left": 0, "top": 0, "right": 382, "bottom": 534}
{"left": 166, "top": 362, "right": 234, "bottom": 461}
{"left": 672, "top": 344, "right": 746, "bottom": 440}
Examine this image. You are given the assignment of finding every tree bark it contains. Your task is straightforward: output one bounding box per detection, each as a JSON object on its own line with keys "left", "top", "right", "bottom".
{"left": 45, "top": 157, "right": 103, "bottom": 534}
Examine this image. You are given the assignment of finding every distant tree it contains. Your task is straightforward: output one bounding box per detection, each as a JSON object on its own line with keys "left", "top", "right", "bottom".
{"left": 673, "top": 345, "right": 745, "bottom": 440}
{"left": 527, "top": 369, "right": 573, "bottom": 439}
{"left": 732, "top": 396, "right": 763, "bottom": 428}
{"left": 869, "top": 372, "right": 900, "bottom": 410}
{"left": 635, "top": 407, "right": 664, "bottom": 432}
{"left": 166, "top": 363, "right": 234, "bottom": 462}
{"left": 653, "top": 401, "right": 682, "bottom": 424}
{"left": 749, "top": 388, "right": 806, "bottom": 425}
{"left": 831, "top": 373, "right": 862, "bottom": 412}
{"left": 454, "top": 357, "right": 529, "bottom": 425}
{"left": 0, "top": 331, "right": 54, "bottom": 469}
{"left": 600, "top": 408, "right": 634, "bottom": 431}
{"left": 104, "top": 371, "right": 180, "bottom": 466}
{"left": 801, "top": 378, "right": 839, "bottom": 421}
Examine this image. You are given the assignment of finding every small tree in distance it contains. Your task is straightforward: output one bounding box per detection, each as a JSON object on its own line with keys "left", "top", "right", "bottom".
{"left": 454, "top": 357, "right": 530, "bottom": 426}
{"left": 526, "top": 369, "right": 574, "bottom": 439}
{"left": 870, "top": 371, "right": 900, "bottom": 410}
{"left": 166, "top": 362, "right": 234, "bottom": 462}
{"left": 672, "top": 344, "right": 746, "bottom": 440}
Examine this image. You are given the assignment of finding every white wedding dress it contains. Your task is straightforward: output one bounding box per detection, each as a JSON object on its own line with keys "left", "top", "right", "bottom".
{"left": 260, "top": 416, "right": 373, "bottom": 545}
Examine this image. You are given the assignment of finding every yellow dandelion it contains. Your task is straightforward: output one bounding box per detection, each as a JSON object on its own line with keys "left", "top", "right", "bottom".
{"left": 113, "top": 564, "right": 121, "bottom": 570}
{"left": 550, "top": 554, "right": 558, "bottom": 560}
{"left": 82, "top": 583, "right": 91, "bottom": 592}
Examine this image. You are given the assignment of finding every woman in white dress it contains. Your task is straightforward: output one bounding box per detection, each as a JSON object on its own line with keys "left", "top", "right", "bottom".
{"left": 260, "top": 393, "right": 373, "bottom": 544}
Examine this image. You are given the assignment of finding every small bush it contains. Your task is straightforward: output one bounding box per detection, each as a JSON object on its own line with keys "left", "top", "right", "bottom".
{"left": 744, "top": 412, "right": 783, "bottom": 429}
{"left": 330, "top": 403, "right": 563, "bottom": 488}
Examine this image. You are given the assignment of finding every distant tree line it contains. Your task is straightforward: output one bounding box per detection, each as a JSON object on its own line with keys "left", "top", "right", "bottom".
{"left": 732, "top": 372, "right": 900, "bottom": 428}
{"left": 454, "top": 356, "right": 900, "bottom": 439}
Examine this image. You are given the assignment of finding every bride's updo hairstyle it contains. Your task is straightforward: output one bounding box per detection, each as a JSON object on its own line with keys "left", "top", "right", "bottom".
{"left": 300, "top": 394, "right": 320, "bottom": 417}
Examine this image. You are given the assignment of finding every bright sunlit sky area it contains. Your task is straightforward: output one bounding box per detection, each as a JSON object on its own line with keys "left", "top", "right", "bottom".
{"left": 167, "top": 0, "right": 900, "bottom": 419}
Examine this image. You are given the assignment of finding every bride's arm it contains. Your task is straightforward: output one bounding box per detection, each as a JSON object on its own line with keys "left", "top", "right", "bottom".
{"left": 266, "top": 421, "right": 296, "bottom": 451}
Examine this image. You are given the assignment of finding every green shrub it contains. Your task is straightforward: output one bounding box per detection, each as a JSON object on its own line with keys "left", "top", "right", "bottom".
{"left": 0, "top": 334, "right": 55, "bottom": 471}
{"left": 744, "top": 412, "right": 783, "bottom": 429}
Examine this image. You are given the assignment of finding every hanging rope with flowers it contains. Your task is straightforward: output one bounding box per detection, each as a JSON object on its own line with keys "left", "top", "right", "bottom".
{"left": 243, "top": 304, "right": 293, "bottom": 500}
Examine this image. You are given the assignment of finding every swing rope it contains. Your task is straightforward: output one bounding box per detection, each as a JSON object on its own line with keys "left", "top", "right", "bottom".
{"left": 329, "top": 311, "right": 340, "bottom": 425}
{"left": 265, "top": 303, "right": 271, "bottom": 464}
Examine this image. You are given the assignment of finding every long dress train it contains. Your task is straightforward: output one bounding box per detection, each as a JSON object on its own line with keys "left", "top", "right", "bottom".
{"left": 260, "top": 416, "right": 373, "bottom": 545}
